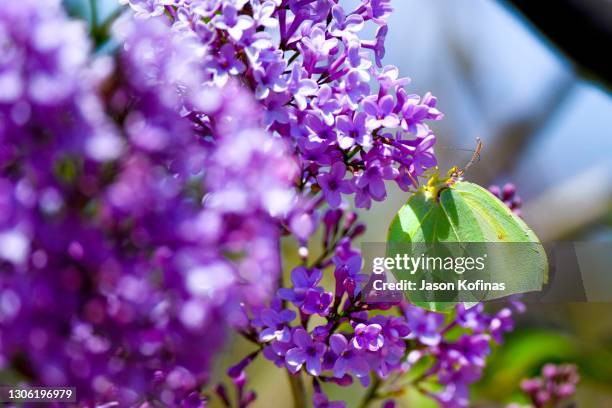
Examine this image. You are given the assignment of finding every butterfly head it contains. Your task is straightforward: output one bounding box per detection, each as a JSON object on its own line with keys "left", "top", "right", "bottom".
{"left": 423, "top": 167, "right": 460, "bottom": 201}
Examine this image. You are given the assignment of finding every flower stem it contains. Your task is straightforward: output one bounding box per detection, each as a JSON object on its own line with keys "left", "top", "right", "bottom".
{"left": 89, "top": 0, "right": 98, "bottom": 30}
{"left": 91, "top": 5, "right": 125, "bottom": 49}
{"left": 358, "top": 376, "right": 381, "bottom": 408}
{"left": 287, "top": 51, "right": 301, "bottom": 65}
{"left": 287, "top": 372, "right": 307, "bottom": 408}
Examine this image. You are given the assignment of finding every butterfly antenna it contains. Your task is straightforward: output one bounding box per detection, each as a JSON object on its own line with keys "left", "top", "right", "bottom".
{"left": 462, "top": 137, "right": 483, "bottom": 173}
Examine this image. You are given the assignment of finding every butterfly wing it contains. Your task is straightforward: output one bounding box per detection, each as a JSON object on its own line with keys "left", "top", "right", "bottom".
{"left": 387, "top": 182, "right": 548, "bottom": 312}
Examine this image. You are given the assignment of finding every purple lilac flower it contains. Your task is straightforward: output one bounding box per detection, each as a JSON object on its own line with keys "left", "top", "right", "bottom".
{"left": 120, "top": 0, "right": 166, "bottom": 18}
{"left": 262, "top": 340, "right": 294, "bottom": 368}
{"left": 336, "top": 112, "right": 371, "bottom": 149}
{"left": 317, "top": 163, "right": 353, "bottom": 209}
{"left": 364, "top": 0, "right": 394, "bottom": 25}
{"left": 287, "top": 64, "right": 319, "bottom": 110}
{"left": 303, "top": 290, "right": 334, "bottom": 316}
{"left": 455, "top": 303, "right": 488, "bottom": 331}
{"left": 363, "top": 94, "right": 400, "bottom": 130}
{"left": 329, "top": 6, "right": 365, "bottom": 38}
{"left": 252, "top": 54, "right": 288, "bottom": 100}
{"left": 368, "top": 316, "right": 409, "bottom": 378}
{"left": 255, "top": 307, "right": 296, "bottom": 343}
{"left": 299, "top": 26, "right": 339, "bottom": 70}
{"left": 352, "top": 323, "right": 384, "bottom": 351}
{"left": 278, "top": 267, "right": 334, "bottom": 316}
{"left": 489, "top": 183, "right": 523, "bottom": 217}
{"left": 209, "top": 43, "right": 247, "bottom": 85}
{"left": 214, "top": 3, "right": 254, "bottom": 41}
{"left": 278, "top": 267, "right": 322, "bottom": 304}
{"left": 403, "top": 305, "right": 446, "bottom": 346}
{"left": 312, "top": 84, "right": 342, "bottom": 126}
{"left": 285, "top": 328, "right": 326, "bottom": 375}
{"left": 399, "top": 92, "right": 443, "bottom": 135}
{"left": 329, "top": 334, "right": 370, "bottom": 379}
{"left": 489, "top": 306, "right": 516, "bottom": 343}
{"left": 333, "top": 254, "right": 368, "bottom": 299}
{"left": 355, "top": 163, "right": 388, "bottom": 207}
{"left": 341, "top": 70, "right": 371, "bottom": 110}
{"left": 514, "top": 364, "right": 579, "bottom": 408}
{"left": 408, "top": 133, "right": 438, "bottom": 174}
{"left": 252, "top": 0, "right": 278, "bottom": 28}
{"left": 372, "top": 25, "right": 389, "bottom": 66}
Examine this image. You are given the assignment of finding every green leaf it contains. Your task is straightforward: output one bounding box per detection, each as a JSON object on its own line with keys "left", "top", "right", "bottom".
{"left": 387, "top": 178, "right": 548, "bottom": 311}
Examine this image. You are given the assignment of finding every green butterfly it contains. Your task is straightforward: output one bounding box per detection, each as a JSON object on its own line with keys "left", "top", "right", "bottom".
{"left": 386, "top": 165, "right": 548, "bottom": 312}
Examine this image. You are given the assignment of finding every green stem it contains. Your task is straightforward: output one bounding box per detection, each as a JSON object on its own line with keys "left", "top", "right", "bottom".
{"left": 310, "top": 230, "right": 347, "bottom": 269}
{"left": 91, "top": 6, "right": 125, "bottom": 49}
{"left": 89, "top": 0, "right": 98, "bottom": 30}
{"left": 345, "top": 145, "right": 362, "bottom": 161}
{"left": 287, "top": 51, "right": 301, "bottom": 65}
{"left": 358, "top": 376, "right": 382, "bottom": 408}
{"left": 287, "top": 372, "right": 307, "bottom": 408}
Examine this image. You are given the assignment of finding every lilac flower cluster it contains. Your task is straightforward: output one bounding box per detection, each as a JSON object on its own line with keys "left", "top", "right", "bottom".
{"left": 234, "top": 208, "right": 526, "bottom": 408}
{"left": 123, "top": 0, "right": 443, "bottom": 210}
{"left": 489, "top": 183, "right": 523, "bottom": 217}
{"left": 509, "top": 364, "right": 579, "bottom": 408}
{"left": 0, "top": 1, "right": 295, "bottom": 405}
